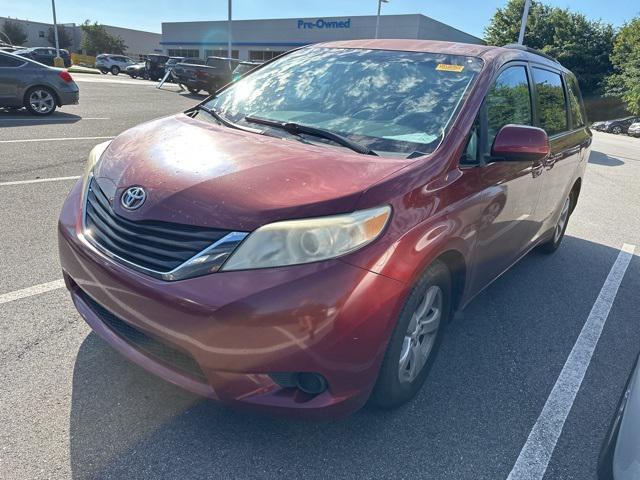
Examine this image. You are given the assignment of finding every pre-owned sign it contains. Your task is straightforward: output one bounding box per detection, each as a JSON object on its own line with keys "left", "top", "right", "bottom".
{"left": 297, "top": 19, "right": 352, "bottom": 29}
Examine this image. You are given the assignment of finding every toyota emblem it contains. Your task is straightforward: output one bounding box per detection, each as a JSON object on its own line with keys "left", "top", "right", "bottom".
{"left": 121, "top": 186, "right": 147, "bottom": 211}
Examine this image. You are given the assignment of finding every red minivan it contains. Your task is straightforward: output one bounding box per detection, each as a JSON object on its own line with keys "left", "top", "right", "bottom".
{"left": 58, "top": 40, "right": 590, "bottom": 417}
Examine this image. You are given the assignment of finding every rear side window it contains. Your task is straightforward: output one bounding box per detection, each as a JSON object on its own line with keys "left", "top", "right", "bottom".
{"left": 0, "top": 54, "right": 26, "bottom": 67}
{"left": 486, "top": 66, "right": 532, "bottom": 148}
{"left": 533, "top": 68, "right": 568, "bottom": 136}
{"left": 566, "top": 75, "right": 585, "bottom": 128}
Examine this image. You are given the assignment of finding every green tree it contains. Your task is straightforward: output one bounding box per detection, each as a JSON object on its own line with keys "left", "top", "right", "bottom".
{"left": 605, "top": 18, "right": 640, "bottom": 114}
{"left": 47, "top": 25, "right": 73, "bottom": 50}
{"left": 80, "top": 21, "right": 127, "bottom": 55}
{"left": 484, "top": 0, "right": 615, "bottom": 98}
{"left": 1, "top": 19, "right": 28, "bottom": 46}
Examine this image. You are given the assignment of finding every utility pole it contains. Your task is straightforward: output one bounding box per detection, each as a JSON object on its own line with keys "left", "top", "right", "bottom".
{"left": 517, "top": 0, "right": 531, "bottom": 45}
{"left": 227, "top": 0, "right": 232, "bottom": 58}
{"left": 375, "top": 0, "right": 388, "bottom": 39}
{"left": 51, "top": 0, "right": 60, "bottom": 58}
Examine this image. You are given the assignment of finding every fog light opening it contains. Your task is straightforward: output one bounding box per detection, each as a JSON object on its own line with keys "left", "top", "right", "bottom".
{"left": 295, "top": 372, "right": 328, "bottom": 395}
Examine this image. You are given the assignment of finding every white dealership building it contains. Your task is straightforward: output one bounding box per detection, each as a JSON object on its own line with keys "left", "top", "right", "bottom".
{"left": 161, "top": 14, "right": 483, "bottom": 61}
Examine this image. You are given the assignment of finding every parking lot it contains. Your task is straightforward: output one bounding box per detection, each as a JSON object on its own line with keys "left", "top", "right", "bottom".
{"left": 1, "top": 73, "right": 639, "bottom": 480}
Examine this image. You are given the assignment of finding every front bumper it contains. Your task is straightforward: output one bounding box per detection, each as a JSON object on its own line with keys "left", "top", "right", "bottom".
{"left": 628, "top": 129, "right": 640, "bottom": 137}
{"left": 58, "top": 180, "right": 406, "bottom": 417}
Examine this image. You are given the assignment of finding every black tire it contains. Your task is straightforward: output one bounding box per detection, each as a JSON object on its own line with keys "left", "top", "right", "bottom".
{"left": 111, "top": 65, "right": 120, "bottom": 75}
{"left": 538, "top": 192, "right": 573, "bottom": 254}
{"left": 370, "top": 260, "right": 452, "bottom": 409}
{"left": 23, "top": 86, "right": 57, "bottom": 116}
{"left": 188, "top": 87, "right": 201, "bottom": 95}
{"left": 611, "top": 126, "right": 622, "bottom": 134}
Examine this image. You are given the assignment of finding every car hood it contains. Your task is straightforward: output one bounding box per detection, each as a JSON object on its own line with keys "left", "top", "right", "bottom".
{"left": 93, "top": 114, "right": 409, "bottom": 231}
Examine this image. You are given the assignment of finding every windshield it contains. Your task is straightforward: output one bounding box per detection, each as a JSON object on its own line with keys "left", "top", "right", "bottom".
{"left": 205, "top": 47, "right": 482, "bottom": 156}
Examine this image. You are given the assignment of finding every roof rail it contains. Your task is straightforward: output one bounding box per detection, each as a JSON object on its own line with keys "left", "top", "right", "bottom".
{"left": 502, "top": 44, "right": 560, "bottom": 64}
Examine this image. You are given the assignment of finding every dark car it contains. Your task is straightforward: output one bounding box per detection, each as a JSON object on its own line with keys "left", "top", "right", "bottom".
{"left": 169, "top": 57, "right": 204, "bottom": 83}
{"left": 599, "top": 116, "right": 640, "bottom": 134}
{"left": 14, "top": 47, "right": 71, "bottom": 68}
{"left": 172, "top": 56, "right": 240, "bottom": 95}
{"left": 59, "top": 40, "right": 590, "bottom": 417}
{"left": 231, "top": 61, "right": 261, "bottom": 81}
{"left": 145, "top": 54, "right": 169, "bottom": 81}
{"left": 598, "top": 355, "right": 640, "bottom": 480}
{"left": 0, "top": 50, "right": 78, "bottom": 115}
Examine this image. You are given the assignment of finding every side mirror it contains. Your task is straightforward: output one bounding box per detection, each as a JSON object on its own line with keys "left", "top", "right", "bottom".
{"left": 491, "top": 124, "right": 550, "bottom": 162}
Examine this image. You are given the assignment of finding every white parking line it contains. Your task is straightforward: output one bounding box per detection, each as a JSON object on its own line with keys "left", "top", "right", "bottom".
{"left": 0, "top": 136, "right": 114, "bottom": 144}
{"left": 0, "top": 176, "right": 80, "bottom": 186}
{"left": 0, "top": 117, "right": 109, "bottom": 122}
{"left": 0, "top": 279, "right": 65, "bottom": 305}
{"left": 507, "top": 242, "right": 636, "bottom": 480}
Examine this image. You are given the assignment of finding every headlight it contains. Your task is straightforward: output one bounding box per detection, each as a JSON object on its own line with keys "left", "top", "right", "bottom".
{"left": 81, "top": 141, "right": 111, "bottom": 190}
{"left": 221, "top": 206, "right": 391, "bottom": 271}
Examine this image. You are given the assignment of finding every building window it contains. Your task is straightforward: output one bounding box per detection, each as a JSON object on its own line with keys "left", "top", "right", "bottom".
{"left": 167, "top": 48, "right": 200, "bottom": 58}
{"left": 38, "top": 30, "right": 45, "bottom": 38}
{"left": 205, "top": 49, "right": 239, "bottom": 59}
{"left": 248, "top": 50, "right": 286, "bottom": 62}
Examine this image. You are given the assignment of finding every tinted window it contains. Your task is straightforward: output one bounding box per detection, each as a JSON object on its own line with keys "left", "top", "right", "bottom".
{"left": 207, "top": 47, "right": 483, "bottom": 156}
{"left": 486, "top": 66, "right": 532, "bottom": 147}
{"left": 0, "top": 54, "right": 26, "bottom": 67}
{"left": 566, "top": 76, "right": 585, "bottom": 128}
{"left": 533, "top": 68, "right": 568, "bottom": 136}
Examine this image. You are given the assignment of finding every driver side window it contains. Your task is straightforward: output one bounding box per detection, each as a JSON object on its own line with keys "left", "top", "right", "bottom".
{"left": 485, "top": 66, "right": 532, "bottom": 149}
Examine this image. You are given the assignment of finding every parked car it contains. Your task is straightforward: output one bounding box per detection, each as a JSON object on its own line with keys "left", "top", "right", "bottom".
{"left": 95, "top": 54, "right": 136, "bottom": 75}
{"left": 599, "top": 116, "right": 640, "bottom": 135}
{"left": 13, "top": 47, "right": 71, "bottom": 68}
{"left": 125, "top": 62, "right": 148, "bottom": 79}
{"left": 598, "top": 355, "right": 640, "bottom": 480}
{"left": 0, "top": 50, "right": 78, "bottom": 115}
{"left": 0, "top": 42, "right": 23, "bottom": 53}
{"left": 169, "top": 57, "right": 204, "bottom": 83}
{"left": 591, "top": 121, "right": 606, "bottom": 131}
{"left": 144, "top": 54, "right": 169, "bottom": 81}
{"left": 231, "top": 61, "right": 261, "bottom": 81}
{"left": 171, "top": 56, "right": 241, "bottom": 95}
{"left": 627, "top": 122, "right": 640, "bottom": 138}
{"left": 58, "top": 41, "right": 589, "bottom": 417}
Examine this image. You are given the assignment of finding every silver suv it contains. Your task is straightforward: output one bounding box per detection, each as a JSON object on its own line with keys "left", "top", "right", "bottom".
{"left": 95, "top": 54, "right": 136, "bottom": 75}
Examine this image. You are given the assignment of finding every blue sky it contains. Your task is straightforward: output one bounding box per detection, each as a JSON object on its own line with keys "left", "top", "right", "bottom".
{"left": 2, "top": 0, "right": 639, "bottom": 37}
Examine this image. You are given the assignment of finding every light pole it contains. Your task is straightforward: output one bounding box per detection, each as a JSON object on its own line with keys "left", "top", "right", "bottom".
{"left": 517, "top": 0, "right": 531, "bottom": 45}
{"left": 374, "top": 0, "right": 388, "bottom": 39}
{"left": 51, "top": 0, "right": 60, "bottom": 58}
{"left": 227, "top": 0, "right": 232, "bottom": 58}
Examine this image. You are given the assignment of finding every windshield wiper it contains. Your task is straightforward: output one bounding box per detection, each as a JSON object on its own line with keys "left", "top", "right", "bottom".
{"left": 195, "top": 105, "right": 261, "bottom": 134}
{"left": 244, "top": 115, "right": 378, "bottom": 156}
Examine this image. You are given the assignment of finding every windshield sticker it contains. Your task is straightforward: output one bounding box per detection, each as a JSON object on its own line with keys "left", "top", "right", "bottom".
{"left": 436, "top": 64, "right": 465, "bottom": 73}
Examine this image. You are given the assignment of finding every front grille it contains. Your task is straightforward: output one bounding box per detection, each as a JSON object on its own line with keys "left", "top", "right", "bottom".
{"left": 78, "top": 289, "right": 207, "bottom": 382}
{"left": 84, "top": 179, "right": 231, "bottom": 273}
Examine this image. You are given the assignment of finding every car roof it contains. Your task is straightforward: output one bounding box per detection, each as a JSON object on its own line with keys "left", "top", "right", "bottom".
{"left": 315, "top": 39, "right": 566, "bottom": 71}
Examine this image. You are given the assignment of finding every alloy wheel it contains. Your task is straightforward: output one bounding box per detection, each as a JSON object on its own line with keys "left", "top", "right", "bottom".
{"left": 398, "top": 285, "right": 443, "bottom": 384}
{"left": 29, "top": 89, "right": 55, "bottom": 114}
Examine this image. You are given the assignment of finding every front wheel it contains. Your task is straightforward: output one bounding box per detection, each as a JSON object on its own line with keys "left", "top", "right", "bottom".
{"left": 370, "top": 260, "right": 451, "bottom": 409}
{"left": 611, "top": 126, "right": 622, "bottom": 134}
{"left": 188, "top": 87, "right": 201, "bottom": 95}
{"left": 538, "top": 194, "right": 572, "bottom": 254}
{"left": 111, "top": 66, "right": 120, "bottom": 75}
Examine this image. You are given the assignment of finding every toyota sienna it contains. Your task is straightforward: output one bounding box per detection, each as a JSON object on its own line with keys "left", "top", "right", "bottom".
{"left": 58, "top": 40, "right": 590, "bottom": 417}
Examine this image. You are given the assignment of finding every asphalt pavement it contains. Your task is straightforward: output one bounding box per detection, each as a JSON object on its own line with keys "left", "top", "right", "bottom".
{"left": 0, "top": 73, "right": 639, "bottom": 480}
